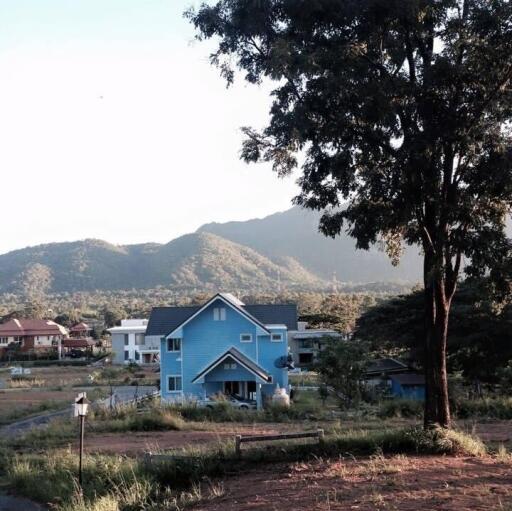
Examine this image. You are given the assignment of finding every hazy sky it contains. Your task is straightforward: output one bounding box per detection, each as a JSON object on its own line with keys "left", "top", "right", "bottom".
{"left": 0, "top": 1, "right": 299, "bottom": 255}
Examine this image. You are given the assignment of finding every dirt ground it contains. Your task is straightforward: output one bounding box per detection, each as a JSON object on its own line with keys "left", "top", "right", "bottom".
{"left": 193, "top": 455, "right": 512, "bottom": 511}
{"left": 85, "top": 424, "right": 285, "bottom": 454}
{"left": 464, "top": 421, "right": 512, "bottom": 447}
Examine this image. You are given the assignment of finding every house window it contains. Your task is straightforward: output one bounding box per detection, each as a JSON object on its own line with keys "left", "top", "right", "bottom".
{"left": 223, "top": 363, "right": 237, "bottom": 370}
{"left": 167, "top": 338, "right": 181, "bottom": 352}
{"left": 135, "top": 333, "right": 145, "bottom": 346}
{"left": 124, "top": 334, "right": 129, "bottom": 346}
{"left": 240, "top": 334, "right": 252, "bottom": 343}
{"left": 124, "top": 350, "right": 129, "bottom": 361}
{"left": 271, "top": 333, "right": 283, "bottom": 342}
{"left": 168, "top": 375, "right": 182, "bottom": 392}
{"left": 135, "top": 351, "right": 140, "bottom": 361}
{"left": 299, "top": 339, "right": 314, "bottom": 349}
{"left": 299, "top": 353, "right": 314, "bottom": 365}
{"left": 0, "top": 337, "right": 7, "bottom": 345}
{"left": 213, "top": 307, "right": 226, "bottom": 321}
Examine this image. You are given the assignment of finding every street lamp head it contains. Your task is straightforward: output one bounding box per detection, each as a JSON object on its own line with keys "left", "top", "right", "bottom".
{"left": 75, "top": 396, "right": 91, "bottom": 416}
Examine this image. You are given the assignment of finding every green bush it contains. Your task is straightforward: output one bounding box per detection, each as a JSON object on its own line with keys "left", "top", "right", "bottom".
{"left": 377, "top": 399, "right": 424, "bottom": 419}
{"left": 453, "top": 397, "right": 512, "bottom": 419}
{"left": 91, "top": 408, "right": 185, "bottom": 433}
{"left": 168, "top": 400, "right": 316, "bottom": 423}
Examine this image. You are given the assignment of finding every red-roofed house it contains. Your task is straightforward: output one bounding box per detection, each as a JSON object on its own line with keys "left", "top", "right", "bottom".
{"left": 70, "top": 322, "right": 91, "bottom": 338}
{"left": 0, "top": 319, "right": 68, "bottom": 353}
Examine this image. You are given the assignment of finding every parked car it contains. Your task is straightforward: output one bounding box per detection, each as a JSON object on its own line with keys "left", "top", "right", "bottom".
{"left": 66, "top": 349, "right": 86, "bottom": 358}
{"left": 199, "top": 394, "right": 257, "bottom": 410}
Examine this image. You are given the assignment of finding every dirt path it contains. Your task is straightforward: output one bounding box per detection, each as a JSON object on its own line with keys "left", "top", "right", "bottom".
{"left": 85, "top": 425, "right": 284, "bottom": 455}
{"left": 192, "top": 455, "right": 512, "bottom": 511}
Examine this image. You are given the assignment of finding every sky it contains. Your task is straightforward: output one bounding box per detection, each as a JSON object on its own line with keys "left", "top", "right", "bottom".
{"left": 0, "top": 0, "right": 299, "bottom": 255}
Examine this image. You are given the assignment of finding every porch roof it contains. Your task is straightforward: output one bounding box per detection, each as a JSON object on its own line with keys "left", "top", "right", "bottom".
{"left": 191, "top": 347, "right": 272, "bottom": 384}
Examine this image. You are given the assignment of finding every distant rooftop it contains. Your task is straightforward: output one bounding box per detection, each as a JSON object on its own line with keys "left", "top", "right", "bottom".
{"left": 0, "top": 319, "right": 68, "bottom": 337}
{"left": 390, "top": 374, "right": 425, "bottom": 386}
{"left": 108, "top": 318, "right": 148, "bottom": 333}
{"left": 365, "top": 358, "right": 409, "bottom": 376}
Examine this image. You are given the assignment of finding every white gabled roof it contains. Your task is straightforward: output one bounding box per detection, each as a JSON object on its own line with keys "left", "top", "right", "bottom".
{"left": 165, "top": 293, "right": 269, "bottom": 338}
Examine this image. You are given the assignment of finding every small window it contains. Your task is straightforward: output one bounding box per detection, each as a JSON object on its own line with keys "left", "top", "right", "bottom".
{"left": 213, "top": 307, "right": 226, "bottom": 321}
{"left": 223, "top": 363, "right": 237, "bottom": 370}
{"left": 271, "top": 333, "right": 283, "bottom": 342}
{"left": 168, "top": 375, "right": 182, "bottom": 392}
{"left": 240, "top": 334, "right": 252, "bottom": 343}
{"left": 124, "top": 334, "right": 129, "bottom": 346}
{"left": 135, "top": 333, "right": 145, "bottom": 346}
{"left": 124, "top": 350, "right": 129, "bottom": 361}
{"left": 299, "top": 353, "right": 314, "bottom": 365}
{"left": 167, "top": 338, "right": 181, "bottom": 352}
{"left": 135, "top": 351, "right": 140, "bottom": 361}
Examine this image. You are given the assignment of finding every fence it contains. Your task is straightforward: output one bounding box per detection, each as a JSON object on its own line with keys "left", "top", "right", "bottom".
{"left": 235, "top": 428, "right": 324, "bottom": 457}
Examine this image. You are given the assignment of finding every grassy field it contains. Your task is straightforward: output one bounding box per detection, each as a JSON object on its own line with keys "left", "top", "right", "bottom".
{"left": 1, "top": 392, "right": 512, "bottom": 511}
{"left": 0, "top": 364, "right": 159, "bottom": 426}
{"left": 1, "top": 366, "right": 512, "bottom": 510}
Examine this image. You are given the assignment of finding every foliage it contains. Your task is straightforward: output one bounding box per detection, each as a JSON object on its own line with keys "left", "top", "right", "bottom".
{"left": 5, "top": 426, "right": 486, "bottom": 509}
{"left": 453, "top": 397, "right": 512, "bottom": 420}
{"left": 315, "top": 337, "right": 370, "bottom": 406}
{"left": 377, "top": 399, "right": 424, "bottom": 419}
{"left": 188, "top": 0, "right": 512, "bottom": 428}
{"left": 91, "top": 408, "right": 185, "bottom": 433}
{"left": 318, "top": 385, "right": 329, "bottom": 406}
{"left": 356, "top": 282, "right": 512, "bottom": 382}
{"left": 19, "top": 262, "right": 53, "bottom": 306}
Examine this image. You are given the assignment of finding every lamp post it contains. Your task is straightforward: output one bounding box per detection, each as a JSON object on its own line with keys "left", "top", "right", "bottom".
{"left": 74, "top": 394, "right": 90, "bottom": 487}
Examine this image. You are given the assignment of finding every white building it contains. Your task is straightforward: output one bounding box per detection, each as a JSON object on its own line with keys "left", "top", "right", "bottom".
{"left": 108, "top": 319, "right": 159, "bottom": 365}
{"left": 288, "top": 321, "right": 343, "bottom": 367}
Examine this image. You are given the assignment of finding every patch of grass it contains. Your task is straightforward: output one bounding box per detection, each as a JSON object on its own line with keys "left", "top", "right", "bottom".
{"left": 288, "top": 372, "right": 319, "bottom": 387}
{"left": 169, "top": 400, "right": 317, "bottom": 423}
{"left": 8, "top": 377, "right": 46, "bottom": 388}
{"left": 146, "top": 426, "right": 486, "bottom": 489}
{"left": 7, "top": 449, "right": 224, "bottom": 511}
{"left": 0, "top": 399, "right": 63, "bottom": 426}
{"left": 453, "top": 397, "right": 512, "bottom": 420}
{"left": 496, "top": 444, "right": 512, "bottom": 462}
{"left": 377, "top": 399, "right": 424, "bottom": 419}
{"left": 5, "top": 425, "right": 486, "bottom": 510}
{"left": 91, "top": 408, "right": 185, "bottom": 433}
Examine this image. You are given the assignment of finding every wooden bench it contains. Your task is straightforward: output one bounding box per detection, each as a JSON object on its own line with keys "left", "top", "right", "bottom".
{"left": 235, "top": 429, "right": 324, "bottom": 457}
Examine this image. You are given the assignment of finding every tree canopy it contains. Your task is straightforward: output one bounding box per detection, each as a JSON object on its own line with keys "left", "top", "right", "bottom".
{"left": 356, "top": 282, "right": 512, "bottom": 383}
{"left": 188, "top": 0, "right": 512, "bottom": 427}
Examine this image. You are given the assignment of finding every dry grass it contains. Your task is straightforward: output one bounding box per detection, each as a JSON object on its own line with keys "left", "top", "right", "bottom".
{"left": 8, "top": 377, "right": 46, "bottom": 389}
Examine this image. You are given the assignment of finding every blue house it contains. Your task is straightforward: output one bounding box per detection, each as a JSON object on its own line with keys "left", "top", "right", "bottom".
{"left": 390, "top": 374, "right": 426, "bottom": 401}
{"left": 145, "top": 293, "right": 297, "bottom": 408}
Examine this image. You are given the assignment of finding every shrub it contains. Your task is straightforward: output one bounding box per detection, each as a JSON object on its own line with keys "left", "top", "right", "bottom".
{"left": 453, "top": 397, "right": 512, "bottom": 420}
{"left": 377, "top": 399, "right": 424, "bottom": 419}
{"left": 7, "top": 451, "right": 147, "bottom": 505}
{"left": 91, "top": 408, "right": 185, "bottom": 433}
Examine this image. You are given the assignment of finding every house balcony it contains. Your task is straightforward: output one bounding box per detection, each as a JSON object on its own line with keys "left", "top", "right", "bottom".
{"left": 136, "top": 339, "right": 160, "bottom": 351}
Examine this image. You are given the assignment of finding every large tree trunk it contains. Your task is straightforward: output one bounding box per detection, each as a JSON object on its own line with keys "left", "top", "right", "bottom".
{"left": 423, "top": 256, "right": 452, "bottom": 429}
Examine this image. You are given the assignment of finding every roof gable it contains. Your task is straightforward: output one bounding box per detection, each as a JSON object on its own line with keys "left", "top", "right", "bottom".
{"left": 146, "top": 299, "right": 298, "bottom": 337}
{"left": 165, "top": 294, "right": 270, "bottom": 338}
{"left": 192, "top": 347, "right": 272, "bottom": 384}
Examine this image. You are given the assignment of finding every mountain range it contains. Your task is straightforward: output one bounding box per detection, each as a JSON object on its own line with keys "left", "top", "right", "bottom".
{"left": 0, "top": 207, "right": 425, "bottom": 294}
